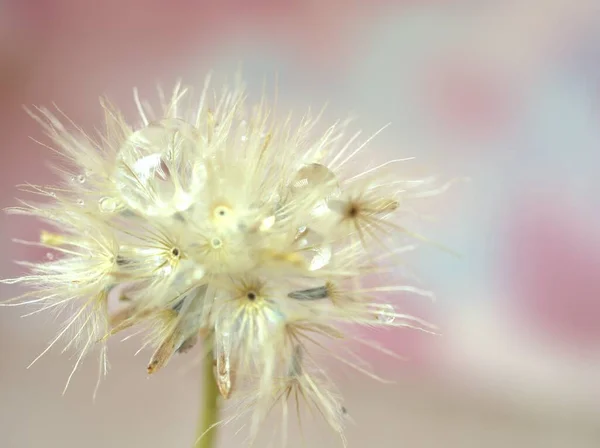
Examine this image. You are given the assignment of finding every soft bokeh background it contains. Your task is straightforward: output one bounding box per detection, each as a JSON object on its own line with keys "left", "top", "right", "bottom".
{"left": 1, "top": 1, "right": 599, "bottom": 447}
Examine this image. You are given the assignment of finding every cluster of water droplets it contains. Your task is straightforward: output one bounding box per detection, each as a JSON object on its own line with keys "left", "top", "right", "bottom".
{"left": 287, "top": 163, "right": 343, "bottom": 271}
{"left": 91, "top": 110, "right": 353, "bottom": 279}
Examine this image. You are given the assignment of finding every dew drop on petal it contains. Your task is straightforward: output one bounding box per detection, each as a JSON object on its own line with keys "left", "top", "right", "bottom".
{"left": 77, "top": 175, "right": 86, "bottom": 184}
{"left": 376, "top": 304, "right": 396, "bottom": 323}
{"left": 291, "top": 163, "right": 341, "bottom": 227}
{"left": 99, "top": 197, "right": 120, "bottom": 213}
{"left": 259, "top": 215, "right": 275, "bottom": 231}
{"left": 46, "top": 252, "right": 54, "bottom": 261}
{"left": 114, "top": 118, "right": 206, "bottom": 217}
{"left": 76, "top": 199, "right": 85, "bottom": 207}
{"left": 238, "top": 120, "right": 249, "bottom": 142}
{"left": 308, "top": 245, "right": 332, "bottom": 271}
{"left": 192, "top": 267, "right": 205, "bottom": 281}
{"left": 292, "top": 163, "right": 338, "bottom": 193}
{"left": 295, "top": 228, "right": 332, "bottom": 271}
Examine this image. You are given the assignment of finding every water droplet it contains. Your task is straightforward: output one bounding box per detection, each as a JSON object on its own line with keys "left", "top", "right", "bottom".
{"left": 76, "top": 199, "right": 85, "bottom": 207}
{"left": 308, "top": 245, "right": 332, "bottom": 271}
{"left": 259, "top": 215, "right": 275, "bottom": 231}
{"left": 295, "top": 228, "right": 332, "bottom": 271}
{"left": 77, "top": 174, "right": 86, "bottom": 183}
{"left": 192, "top": 267, "right": 205, "bottom": 281}
{"left": 292, "top": 163, "right": 338, "bottom": 192}
{"left": 290, "top": 163, "right": 341, "bottom": 226}
{"left": 237, "top": 120, "right": 248, "bottom": 142}
{"left": 376, "top": 304, "right": 396, "bottom": 323}
{"left": 99, "top": 197, "right": 120, "bottom": 213}
{"left": 46, "top": 252, "right": 54, "bottom": 260}
{"left": 114, "top": 119, "right": 206, "bottom": 217}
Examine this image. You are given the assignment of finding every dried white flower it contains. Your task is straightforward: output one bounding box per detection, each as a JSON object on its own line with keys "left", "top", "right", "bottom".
{"left": 3, "top": 74, "right": 448, "bottom": 446}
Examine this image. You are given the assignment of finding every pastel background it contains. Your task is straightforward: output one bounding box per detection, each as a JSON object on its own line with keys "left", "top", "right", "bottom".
{"left": 1, "top": 1, "right": 599, "bottom": 447}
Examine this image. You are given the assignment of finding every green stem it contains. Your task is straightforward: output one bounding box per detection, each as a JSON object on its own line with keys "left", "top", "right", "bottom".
{"left": 195, "top": 350, "right": 220, "bottom": 448}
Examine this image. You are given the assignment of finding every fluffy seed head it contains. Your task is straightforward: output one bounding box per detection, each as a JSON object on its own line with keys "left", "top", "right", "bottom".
{"left": 3, "top": 74, "right": 451, "bottom": 445}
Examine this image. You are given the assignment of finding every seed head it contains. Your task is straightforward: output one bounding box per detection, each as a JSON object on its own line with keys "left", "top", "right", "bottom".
{"left": 2, "top": 75, "right": 450, "bottom": 445}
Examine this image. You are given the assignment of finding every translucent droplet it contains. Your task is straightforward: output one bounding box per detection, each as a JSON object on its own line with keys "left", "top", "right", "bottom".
{"left": 292, "top": 163, "right": 337, "bottom": 192}
{"left": 45, "top": 252, "right": 54, "bottom": 261}
{"left": 76, "top": 199, "right": 85, "bottom": 207}
{"left": 77, "top": 174, "right": 86, "bottom": 183}
{"left": 307, "top": 245, "right": 332, "bottom": 271}
{"left": 295, "top": 228, "right": 332, "bottom": 271}
{"left": 114, "top": 119, "right": 206, "bottom": 217}
{"left": 376, "top": 304, "right": 396, "bottom": 323}
{"left": 259, "top": 215, "right": 275, "bottom": 231}
{"left": 99, "top": 197, "right": 120, "bottom": 213}
{"left": 237, "top": 120, "right": 248, "bottom": 143}
{"left": 192, "top": 267, "right": 205, "bottom": 281}
{"left": 290, "top": 163, "right": 341, "bottom": 224}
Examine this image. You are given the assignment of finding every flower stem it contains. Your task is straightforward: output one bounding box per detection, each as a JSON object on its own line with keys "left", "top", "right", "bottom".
{"left": 195, "top": 350, "right": 220, "bottom": 448}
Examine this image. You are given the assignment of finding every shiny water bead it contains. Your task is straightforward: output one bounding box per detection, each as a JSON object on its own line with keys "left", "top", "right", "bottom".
{"left": 295, "top": 227, "right": 332, "bottom": 271}
{"left": 290, "top": 163, "right": 341, "bottom": 230}
{"left": 238, "top": 119, "right": 249, "bottom": 142}
{"left": 375, "top": 303, "right": 396, "bottom": 323}
{"left": 307, "top": 245, "right": 332, "bottom": 271}
{"left": 114, "top": 119, "right": 206, "bottom": 217}
{"left": 292, "top": 163, "right": 339, "bottom": 196}
{"left": 98, "top": 196, "right": 120, "bottom": 213}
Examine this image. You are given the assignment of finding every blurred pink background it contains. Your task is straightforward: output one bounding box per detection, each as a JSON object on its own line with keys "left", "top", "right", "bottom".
{"left": 1, "top": 1, "right": 599, "bottom": 447}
